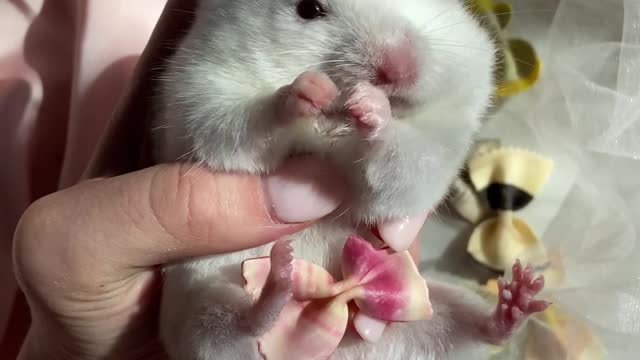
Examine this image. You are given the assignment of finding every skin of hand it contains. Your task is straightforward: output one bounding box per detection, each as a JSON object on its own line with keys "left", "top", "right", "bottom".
{"left": 11, "top": 1, "right": 423, "bottom": 358}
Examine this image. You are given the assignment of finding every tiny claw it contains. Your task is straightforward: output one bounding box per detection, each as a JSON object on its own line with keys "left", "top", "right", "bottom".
{"left": 501, "top": 289, "right": 513, "bottom": 302}
{"left": 512, "top": 259, "right": 523, "bottom": 279}
{"left": 522, "top": 264, "right": 534, "bottom": 285}
{"left": 497, "top": 277, "right": 507, "bottom": 292}
{"left": 528, "top": 300, "right": 551, "bottom": 313}
{"left": 530, "top": 276, "right": 545, "bottom": 293}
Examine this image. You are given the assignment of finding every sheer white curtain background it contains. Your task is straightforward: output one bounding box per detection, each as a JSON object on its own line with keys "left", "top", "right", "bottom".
{"left": 421, "top": 0, "right": 640, "bottom": 357}
{"left": 524, "top": 0, "right": 640, "bottom": 357}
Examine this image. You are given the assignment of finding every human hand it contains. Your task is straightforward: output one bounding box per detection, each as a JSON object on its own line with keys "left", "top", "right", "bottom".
{"left": 13, "top": 158, "right": 345, "bottom": 359}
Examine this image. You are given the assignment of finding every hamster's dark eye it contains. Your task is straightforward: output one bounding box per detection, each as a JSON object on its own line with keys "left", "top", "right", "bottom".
{"left": 296, "top": 0, "right": 326, "bottom": 20}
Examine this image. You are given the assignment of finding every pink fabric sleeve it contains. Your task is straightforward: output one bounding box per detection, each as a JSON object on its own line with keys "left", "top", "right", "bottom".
{"left": 0, "top": 0, "right": 165, "bottom": 354}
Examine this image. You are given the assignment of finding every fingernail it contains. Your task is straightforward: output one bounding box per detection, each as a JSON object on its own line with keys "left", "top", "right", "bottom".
{"left": 264, "top": 157, "right": 345, "bottom": 223}
{"left": 354, "top": 313, "right": 387, "bottom": 342}
{"left": 379, "top": 211, "right": 430, "bottom": 252}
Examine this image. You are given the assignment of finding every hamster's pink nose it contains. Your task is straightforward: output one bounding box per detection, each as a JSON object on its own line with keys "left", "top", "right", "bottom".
{"left": 376, "top": 43, "right": 417, "bottom": 87}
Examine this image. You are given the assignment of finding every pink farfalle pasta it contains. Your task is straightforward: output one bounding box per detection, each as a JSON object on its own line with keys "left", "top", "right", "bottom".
{"left": 242, "top": 235, "right": 432, "bottom": 360}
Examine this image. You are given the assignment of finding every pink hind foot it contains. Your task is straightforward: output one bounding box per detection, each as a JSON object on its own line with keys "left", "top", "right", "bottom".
{"left": 485, "top": 259, "right": 551, "bottom": 344}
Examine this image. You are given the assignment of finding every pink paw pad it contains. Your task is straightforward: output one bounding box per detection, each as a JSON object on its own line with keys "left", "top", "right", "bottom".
{"left": 491, "top": 260, "right": 550, "bottom": 340}
{"left": 280, "top": 71, "right": 338, "bottom": 119}
{"left": 345, "top": 83, "right": 392, "bottom": 139}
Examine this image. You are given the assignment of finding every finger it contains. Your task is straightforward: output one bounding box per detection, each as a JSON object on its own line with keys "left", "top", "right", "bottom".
{"left": 14, "top": 158, "right": 345, "bottom": 291}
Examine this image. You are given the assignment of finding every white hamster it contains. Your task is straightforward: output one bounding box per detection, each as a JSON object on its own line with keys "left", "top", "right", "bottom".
{"left": 153, "top": 0, "right": 548, "bottom": 359}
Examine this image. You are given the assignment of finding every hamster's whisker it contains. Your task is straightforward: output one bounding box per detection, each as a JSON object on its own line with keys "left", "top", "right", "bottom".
{"left": 330, "top": 207, "right": 351, "bottom": 223}
{"left": 417, "top": 3, "right": 459, "bottom": 32}
{"left": 182, "top": 160, "right": 206, "bottom": 177}
{"left": 429, "top": 38, "right": 488, "bottom": 47}
{"left": 311, "top": 32, "right": 350, "bottom": 44}
{"left": 430, "top": 42, "right": 492, "bottom": 53}
{"left": 428, "top": 51, "right": 470, "bottom": 68}
{"left": 430, "top": 48, "right": 471, "bottom": 58}
{"left": 437, "top": 195, "right": 454, "bottom": 217}
{"left": 272, "top": 50, "right": 343, "bottom": 56}
{"left": 151, "top": 124, "right": 173, "bottom": 132}
{"left": 309, "top": 59, "right": 351, "bottom": 66}
{"left": 513, "top": 57, "right": 537, "bottom": 68}
{"left": 425, "top": 5, "right": 455, "bottom": 26}
{"left": 177, "top": 148, "right": 197, "bottom": 161}
{"left": 332, "top": 63, "right": 358, "bottom": 70}
{"left": 421, "top": 8, "right": 556, "bottom": 35}
{"left": 169, "top": 7, "right": 196, "bottom": 15}
{"left": 421, "top": 18, "right": 478, "bottom": 36}
{"left": 473, "top": 8, "right": 557, "bottom": 22}
{"left": 430, "top": 205, "right": 443, "bottom": 219}
{"left": 352, "top": 154, "right": 370, "bottom": 164}
{"left": 288, "top": 59, "right": 352, "bottom": 73}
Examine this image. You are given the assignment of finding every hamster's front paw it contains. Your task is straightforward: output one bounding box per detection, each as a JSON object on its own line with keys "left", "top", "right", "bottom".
{"left": 486, "top": 260, "right": 550, "bottom": 344}
{"left": 278, "top": 71, "right": 338, "bottom": 120}
{"left": 345, "top": 82, "right": 392, "bottom": 140}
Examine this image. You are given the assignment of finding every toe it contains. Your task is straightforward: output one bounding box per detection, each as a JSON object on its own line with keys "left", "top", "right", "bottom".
{"left": 522, "top": 264, "right": 534, "bottom": 285}
{"left": 497, "top": 277, "right": 507, "bottom": 292}
{"left": 501, "top": 289, "right": 513, "bottom": 302}
{"left": 517, "top": 291, "right": 531, "bottom": 310}
{"left": 512, "top": 259, "right": 523, "bottom": 281}
{"left": 511, "top": 306, "right": 524, "bottom": 322}
{"left": 529, "top": 275, "right": 545, "bottom": 293}
{"left": 499, "top": 303, "right": 509, "bottom": 319}
{"left": 292, "top": 71, "right": 337, "bottom": 109}
{"left": 528, "top": 300, "right": 551, "bottom": 314}
{"left": 509, "top": 280, "right": 519, "bottom": 293}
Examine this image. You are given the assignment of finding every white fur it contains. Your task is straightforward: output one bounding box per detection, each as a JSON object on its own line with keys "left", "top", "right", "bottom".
{"left": 154, "top": 0, "right": 497, "bottom": 359}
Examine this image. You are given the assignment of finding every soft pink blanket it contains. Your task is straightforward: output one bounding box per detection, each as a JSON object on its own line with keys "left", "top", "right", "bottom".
{"left": 0, "top": 0, "right": 165, "bottom": 353}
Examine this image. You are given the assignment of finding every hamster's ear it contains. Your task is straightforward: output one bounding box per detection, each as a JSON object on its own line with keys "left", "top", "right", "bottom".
{"left": 83, "top": 0, "right": 198, "bottom": 179}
